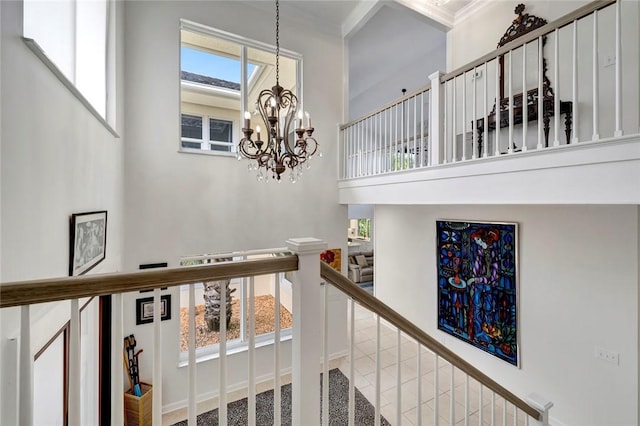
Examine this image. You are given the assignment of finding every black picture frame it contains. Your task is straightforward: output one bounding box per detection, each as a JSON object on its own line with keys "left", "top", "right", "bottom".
{"left": 135, "top": 295, "right": 171, "bottom": 325}
{"left": 69, "top": 210, "right": 107, "bottom": 276}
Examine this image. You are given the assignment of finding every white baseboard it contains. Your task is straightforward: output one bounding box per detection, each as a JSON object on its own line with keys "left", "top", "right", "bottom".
{"left": 162, "top": 349, "right": 348, "bottom": 415}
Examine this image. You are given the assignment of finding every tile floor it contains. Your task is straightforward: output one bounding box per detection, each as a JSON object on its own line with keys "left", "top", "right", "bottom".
{"left": 163, "top": 303, "right": 528, "bottom": 426}
{"left": 335, "top": 303, "right": 528, "bottom": 426}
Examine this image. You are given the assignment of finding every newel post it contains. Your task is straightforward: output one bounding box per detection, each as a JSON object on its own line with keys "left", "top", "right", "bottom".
{"left": 527, "top": 392, "right": 554, "bottom": 426}
{"left": 429, "top": 71, "right": 444, "bottom": 166}
{"left": 286, "top": 237, "right": 327, "bottom": 425}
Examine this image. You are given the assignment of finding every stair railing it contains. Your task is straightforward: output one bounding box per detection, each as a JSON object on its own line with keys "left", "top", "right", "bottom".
{"left": 320, "top": 261, "right": 553, "bottom": 425}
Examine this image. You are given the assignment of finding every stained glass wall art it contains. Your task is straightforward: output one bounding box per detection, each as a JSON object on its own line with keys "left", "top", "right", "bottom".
{"left": 436, "top": 220, "right": 518, "bottom": 366}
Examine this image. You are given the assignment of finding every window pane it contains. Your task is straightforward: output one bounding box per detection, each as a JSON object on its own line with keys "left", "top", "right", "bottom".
{"left": 181, "top": 141, "right": 201, "bottom": 150}
{"left": 209, "top": 119, "right": 232, "bottom": 142}
{"left": 181, "top": 114, "right": 202, "bottom": 139}
{"left": 209, "top": 144, "right": 231, "bottom": 152}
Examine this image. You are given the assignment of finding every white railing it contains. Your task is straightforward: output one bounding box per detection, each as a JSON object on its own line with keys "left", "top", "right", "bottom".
{"left": 341, "top": 85, "right": 431, "bottom": 179}
{"left": 1, "top": 239, "right": 553, "bottom": 426}
{"left": 339, "top": 0, "right": 639, "bottom": 180}
{"left": 320, "top": 263, "right": 552, "bottom": 426}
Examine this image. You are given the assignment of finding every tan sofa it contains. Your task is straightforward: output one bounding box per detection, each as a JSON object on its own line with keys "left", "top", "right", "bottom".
{"left": 348, "top": 251, "right": 374, "bottom": 283}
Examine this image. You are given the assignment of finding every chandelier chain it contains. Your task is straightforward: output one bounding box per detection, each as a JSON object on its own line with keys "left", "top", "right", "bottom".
{"left": 275, "top": 0, "right": 280, "bottom": 86}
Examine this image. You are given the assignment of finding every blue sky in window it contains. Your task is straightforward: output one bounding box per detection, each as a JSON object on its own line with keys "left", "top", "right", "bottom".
{"left": 181, "top": 47, "right": 256, "bottom": 83}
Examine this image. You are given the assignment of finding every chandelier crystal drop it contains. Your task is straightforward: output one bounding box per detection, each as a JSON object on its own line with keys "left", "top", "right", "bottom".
{"left": 237, "top": 0, "right": 319, "bottom": 182}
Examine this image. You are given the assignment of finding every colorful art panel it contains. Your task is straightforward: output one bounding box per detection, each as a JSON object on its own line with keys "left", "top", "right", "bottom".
{"left": 436, "top": 220, "right": 518, "bottom": 366}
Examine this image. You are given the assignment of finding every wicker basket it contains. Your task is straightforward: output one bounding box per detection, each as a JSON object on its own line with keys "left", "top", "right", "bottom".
{"left": 124, "top": 383, "right": 152, "bottom": 426}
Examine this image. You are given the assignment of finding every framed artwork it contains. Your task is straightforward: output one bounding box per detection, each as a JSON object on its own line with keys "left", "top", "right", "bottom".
{"left": 320, "top": 248, "right": 342, "bottom": 272}
{"left": 69, "top": 211, "right": 107, "bottom": 276}
{"left": 436, "top": 220, "right": 518, "bottom": 366}
{"left": 136, "top": 295, "right": 171, "bottom": 325}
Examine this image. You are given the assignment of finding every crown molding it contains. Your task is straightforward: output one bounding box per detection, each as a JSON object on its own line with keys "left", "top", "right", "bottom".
{"left": 393, "top": 0, "right": 456, "bottom": 28}
{"left": 454, "top": 0, "right": 492, "bottom": 26}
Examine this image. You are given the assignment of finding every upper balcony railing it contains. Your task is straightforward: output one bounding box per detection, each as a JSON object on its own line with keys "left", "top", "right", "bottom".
{"left": 339, "top": 0, "right": 639, "bottom": 180}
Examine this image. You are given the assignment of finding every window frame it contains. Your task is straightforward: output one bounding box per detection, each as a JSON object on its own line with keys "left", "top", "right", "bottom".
{"left": 177, "top": 252, "right": 294, "bottom": 365}
{"left": 178, "top": 19, "right": 303, "bottom": 158}
{"left": 22, "top": 0, "right": 117, "bottom": 136}
{"left": 180, "top": 114, "right": 235, "bottom": 153}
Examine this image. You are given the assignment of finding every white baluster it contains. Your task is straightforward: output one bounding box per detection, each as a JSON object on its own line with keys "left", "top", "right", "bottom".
{"left": 322, "top": 282, "right": 329, "bottom": 426}
{"left": 484, "top": 62, "right": 488, "bottom": 157}
{"left": 111, "top": 294, "right": 124, "bottom": 425}
{"left": 522, "top": 44, "right": 528, "bottom": 151}
{"left": 219, "top": 278, "right": 227, "bottom": 425}
{"left": 495, "top": 57, "right": 502, "bottom": 156}
{"left": 188, "top": 284, "right": 197, "bottom": 425}
{"left": 274, "top": 273, "right": 282, "bottom": 425}
{"left": 453, "top": 76, "right": 458, "bottom": 162}
{"left": 19, "top": 306, "right": 33, "bottom": 426}
{"left": 462, "top": 72, "right": 467, "bottom": 161}
{"left": 464, "top": 374, "right": 469, "bottom": 426}
{"left": 490, "top": 390, "right": 495, "bottom": 426}
{"left": 413, "top": 94, "right": 418, "bottom": 168}
{"left": 478, "top": 384, "right": 483, "bottom": 425}
{"left": 508, "top": 50, "right": 514, "bottom": 154}
{"left": 537, "top": 37, "right": 544, "bottom": 150}
{"left": 396, "top": 330, "right": 402, "bottom": 426}
{"left": 421, "top": 91, "right": 425, "bottom": 167}
{"left": 572, "top": 20, "right": 579, "bottom": 144}
{"left": 614, "top": 0, "right": 622, "bottom": 137}
{"left": 348, "top": 299, "right": 355, "bottom": 426}
{"left": 375, "top": 315, "right": 381, "bottom": 426}
{"left": 416, "top": 342, "right": 422, "bottom": 426}
{"left": 502, "top": 399, "right": 507, "bottom": 426}
{"left": 554, "top": 28, "right": 560, "bottom": 146}
{"left": 472, "top": 67, "right": 477, "bottom": 159}
{"left": 68, "top": 299, "right": 80, "bottom": 426}
{"left": 592, "top": 10, "right": 600, "bottom": 140}
{"left": 450, "top": 364, "right": 455, "bottom": 425}
{"left": 434, "top": 355, "right": 439, "bottom": 425}
{"left": 153, "top": 289, "right": 162, "bottom": 426}
{"left": 395, "top": 104, "right": 399, "bottom": 171}
{"left": 248, "top": 275, "right": 256, "bottom": 426}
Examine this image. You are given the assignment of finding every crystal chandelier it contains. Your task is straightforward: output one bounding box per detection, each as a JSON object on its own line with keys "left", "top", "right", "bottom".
{"left": 238, "top": 0, "right": 319, "bottom": 183}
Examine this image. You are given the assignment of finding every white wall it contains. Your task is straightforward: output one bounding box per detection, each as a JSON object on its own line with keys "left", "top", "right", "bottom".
{"left": 122, "top": 0, "right": 347, "bottom": 410}
{"left": 0, "top": 0, "right": 125, "bottom": 423}
{"left": 348, "top": 4, "right": 446, "bottom": 120}
{"left": 375, "top": 204, "right": 638, "bottom": 426}
{"left": 447, "top": 0, "right": 640, "bottom": 146}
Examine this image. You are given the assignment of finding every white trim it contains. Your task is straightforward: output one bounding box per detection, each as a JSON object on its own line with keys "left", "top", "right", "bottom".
{"left": 23, "top": 38, "right": 119, "bottom": 138}
{"left": 180, "top": 19, "right": 302, "bottom": 62}
{"left": 177, "top": 331, "right": 293, "bottom": 367}
{"left": 454, "top": 0, "right": 491, "bottom": 26}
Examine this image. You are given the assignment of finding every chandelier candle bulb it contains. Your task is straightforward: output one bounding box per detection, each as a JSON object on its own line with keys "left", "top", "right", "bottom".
{"left": 244, "top": 111, "right": 251, "bottom": 129}
{"left": 305, "top": 111, "right": 311, "bottom": 128}
{"left": 297, "top": 111, "right": 303, "bottom": 129}
{"left": 256, "top": 125, "right": 261, "bottom": 141}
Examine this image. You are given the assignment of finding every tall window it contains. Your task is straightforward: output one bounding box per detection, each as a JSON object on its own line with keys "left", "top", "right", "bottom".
{"left": 23, "top": 0, "right": 111, "bottom": 121}
{"left": 180, "top": 20, "right": 301, "bottom": 156}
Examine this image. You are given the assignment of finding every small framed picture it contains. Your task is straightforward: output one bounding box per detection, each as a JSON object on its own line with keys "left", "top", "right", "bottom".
{"left": 69, "top": 211, "right": 107, "bottom": 276}
{"left": 136, "top": 295, "right": 171, "bottom": 325}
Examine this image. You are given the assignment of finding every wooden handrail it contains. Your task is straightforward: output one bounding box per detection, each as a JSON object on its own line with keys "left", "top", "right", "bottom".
{"left": 320, "top": 262, "right": 541, "bottom": 421}
{"left": 0, "top": 255, "right": 298, "bottom": 308}
{"left": 441, "top": 0, "right": 616, "bottom": 83}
